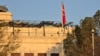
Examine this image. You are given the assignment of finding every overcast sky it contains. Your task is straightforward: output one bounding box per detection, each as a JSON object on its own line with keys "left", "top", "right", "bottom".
{"left": 0, "top": 0, "right": 100, "bottom": 24}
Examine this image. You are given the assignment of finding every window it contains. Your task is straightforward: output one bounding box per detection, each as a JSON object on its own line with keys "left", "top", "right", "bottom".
{"left": 0, "top": 53, "right": 6, "bottom": 56}
{"left": 38, "top": 53, "right": 47, "bottom": 56}
{"left": 24, "top": 53, "right": 34, "bottom": 56}
{"left": 51, "top": 53, "right": 59, "bottom": 56}
{"left": 11, "top": 53, "right": 20, "bottom": 56}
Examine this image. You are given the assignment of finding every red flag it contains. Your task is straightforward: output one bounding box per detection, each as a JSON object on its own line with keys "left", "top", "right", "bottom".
{"left": 62, "top": 2, "right": 66, "bottom": 27}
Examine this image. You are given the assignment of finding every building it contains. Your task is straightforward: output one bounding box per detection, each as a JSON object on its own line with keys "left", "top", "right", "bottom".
{"left": 0, "top": 5, "right": 12, "bottom": 22}
{"left": 0, "top": 6, "right": 73, "bottom": 56}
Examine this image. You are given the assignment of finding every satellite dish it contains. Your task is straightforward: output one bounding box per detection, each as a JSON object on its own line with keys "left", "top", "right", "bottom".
{"left": 0, "top": 5, "right": 8, "bottom": 12}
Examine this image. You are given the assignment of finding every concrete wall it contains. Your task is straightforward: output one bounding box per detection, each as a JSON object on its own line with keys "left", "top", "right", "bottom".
{"left": 0, "top": 26, "right": 73, "bottom": 56}
{"left": 0, "top": 11, "right": 73, "bottom": 56}
{"left": 0, "top": 12, "right": 12, "bottom": 22}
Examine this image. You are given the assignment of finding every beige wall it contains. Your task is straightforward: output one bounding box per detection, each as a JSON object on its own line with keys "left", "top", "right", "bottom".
{"left": 3, "top": 26, "right": 73, "bottom": 56}
{"left": 0, "top": 10, "right": 74, "bottom": 56}
{"left": 0, "top": 12, "right": 12, "bottom": 22}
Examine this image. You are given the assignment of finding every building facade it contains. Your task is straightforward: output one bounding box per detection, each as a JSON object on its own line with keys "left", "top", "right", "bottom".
{"left": 0, "top": 6, "right": 73, "bottom": 56}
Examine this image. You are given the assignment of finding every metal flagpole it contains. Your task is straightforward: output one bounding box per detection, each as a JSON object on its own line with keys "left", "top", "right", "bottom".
{"left": 61, "top": 26, "right": 65, "bottom": 56}
{"left": 61, "top": 1, "right": 66, "bottom": 56}
{"left": 62, "top": 27, "right": 65, "bottom": 56}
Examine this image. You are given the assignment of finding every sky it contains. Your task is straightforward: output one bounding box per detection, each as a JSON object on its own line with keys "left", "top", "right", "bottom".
{"left": 0, "top": 0, "right": 100, "bottom": 25}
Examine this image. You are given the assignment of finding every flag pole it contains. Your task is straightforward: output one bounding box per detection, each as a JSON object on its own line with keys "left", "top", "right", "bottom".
{"left": 61, "top": 1, "right": 67, "bottom": 56}
{"left": 61, "top": 2, "right": 66, "bottom": 56}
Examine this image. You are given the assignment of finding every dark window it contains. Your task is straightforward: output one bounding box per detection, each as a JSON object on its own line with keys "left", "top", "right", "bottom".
{"left": 24, "top": 53, "right": 34, "bottom": 56}
{"left": 11, "top": 53, "right": 20, "bottom": 56}
{"left": 51, "top": 53, "right": 59, "bottom": 56}
{"left": 38, "top": 53, "right": 47, "bottom": 56}
{"left": 0, "top": 53, "right": 6, "bottom": 56}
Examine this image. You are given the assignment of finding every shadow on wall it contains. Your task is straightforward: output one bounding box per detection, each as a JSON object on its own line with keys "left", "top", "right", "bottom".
{"left": 46, "top": 42, "right": 62, "bottom": 56}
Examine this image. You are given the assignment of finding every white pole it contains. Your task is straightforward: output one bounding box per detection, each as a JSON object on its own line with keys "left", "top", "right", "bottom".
{"left": 92, "top": 29, "right": 94, "bottom": 56}
{"left": 62, "top": 27, "right": 65, "bottom": 56}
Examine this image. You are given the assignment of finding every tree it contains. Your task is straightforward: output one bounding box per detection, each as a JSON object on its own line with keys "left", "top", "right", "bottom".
{"left": 66, "top": 17, "right": 95, "bottom": 56}
{"left": 75, "top": 25, "right": 83, "bottom": 48}
{"left": 64, "top": 32, "right": 80, "bottom": 56}
{"left": 74, "top": 25, "right": 85, "bottom": 56}
{"left": 80, "top": 17, "right": 95, "bottom": 56}
{"left": 93, "top": 10, "right": 100, "bottom": 36}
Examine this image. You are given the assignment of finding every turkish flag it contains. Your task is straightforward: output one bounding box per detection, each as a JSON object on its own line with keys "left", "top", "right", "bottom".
{"left": 62, "top": 2, "right": 66, "bottom": 27}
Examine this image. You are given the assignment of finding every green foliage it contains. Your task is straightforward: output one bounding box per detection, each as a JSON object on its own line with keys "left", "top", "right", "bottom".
{"left": 95, "top": 37, "right": 100, "bottom": 56}
{"left": 63, "top": 10, "right": 100, "bottom": 56}
{"left": 93, "top": 10, "right": 100, "bottom": 36}
{"left": 81, "top": 17, "right": 95, "bottom": 55}
{"left": 64, "top": 33, "right": 80, "bottom": 56}
{"left": 75, "top": 25, "right": 83, "bottom": 48}
{"left": 93, "top": 10, "right": 100, "bottom": 27}
{"left": 81, "top": 17, "right": 95, "bottom": 38}
{"left": 64, "top": 17, "right": 96, "bottom": 56}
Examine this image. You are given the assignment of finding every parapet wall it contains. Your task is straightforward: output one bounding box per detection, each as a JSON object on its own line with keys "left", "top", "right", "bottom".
{"left": 0, "top": 12, "right": 12, "bottom": 22}
{"left": 0, "top": 25, "right": 73, "bottom": 56}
